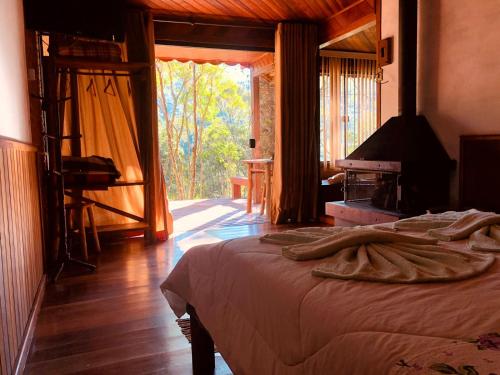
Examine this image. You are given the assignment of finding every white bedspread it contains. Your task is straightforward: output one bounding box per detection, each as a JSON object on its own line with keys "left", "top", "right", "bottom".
{"left": 161, "top": 235, "right": 500, "bottom": 374}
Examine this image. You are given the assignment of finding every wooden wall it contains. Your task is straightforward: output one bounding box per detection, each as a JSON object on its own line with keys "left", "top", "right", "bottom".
{"left": 0, "top": 137, "right": 44, "bottom": 375}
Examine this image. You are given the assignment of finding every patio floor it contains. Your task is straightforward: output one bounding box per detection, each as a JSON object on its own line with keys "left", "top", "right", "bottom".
{"left": 169, "top": 198, "right": 269, "bottom": 234}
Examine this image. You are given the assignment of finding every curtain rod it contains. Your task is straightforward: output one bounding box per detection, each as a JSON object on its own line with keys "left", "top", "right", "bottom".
{"left": 320, "top": 50, "right": 376, "bottom": 61}
{"left": 153, "top": 19, "right": 275, "bottom": 30}
{"left": 58, "top": 71, "right": 134, "bottom": 77}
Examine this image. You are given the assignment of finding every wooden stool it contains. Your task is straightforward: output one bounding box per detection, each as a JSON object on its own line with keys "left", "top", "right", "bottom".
{"left": 259, "top": 168, "right": 272, "bottom": 215}
{"left": 65, "top": 202, "right": 101, "bottom": 260}
{"left": 243, "top": 159, "right": 273, "bottom": 217}
{"left": 247, "top": 168, "right": 265, "bottom": 212}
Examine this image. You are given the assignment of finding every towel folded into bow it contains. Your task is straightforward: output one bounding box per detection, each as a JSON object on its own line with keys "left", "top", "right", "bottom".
{"left": 428, "top": 211, "right": 500, "bottom": 252}
{"left": 311, "top": 242, "right": 494, "bottom": 283}
{"left": 280, "top": 228, "right": 437, "bottom": 261}
{"left": 260, "top": 222, "right": 495, "bottom": 283}
{"left": 393, "top": 209, "right": 481, "bottom": 232}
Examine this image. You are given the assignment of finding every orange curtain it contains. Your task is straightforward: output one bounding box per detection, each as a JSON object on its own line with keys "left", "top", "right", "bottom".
{"left": 126, "top": 10, "right": 173, "bottom": 240}
{"left": 272, "top": 23, "right": 320, "bottom": 224}
{"left": 62, "top": 74, "right": 145, "bottom": 226}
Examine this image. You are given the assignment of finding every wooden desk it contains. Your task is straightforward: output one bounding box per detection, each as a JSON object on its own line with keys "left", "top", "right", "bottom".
{"left": 242, "top": 159, "right": 273, "bottom": 218}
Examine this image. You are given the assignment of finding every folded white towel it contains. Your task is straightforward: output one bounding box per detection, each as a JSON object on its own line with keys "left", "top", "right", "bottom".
{"left": 312, "top": 242, "right": 494, "bottom": 283}
{"left": 259, "top": 211, "right": 498, "bottom": 283}
{"left": 393, "top": 209, "right": 481, "bottom": 231}
{"left": 469, "top": 225, "right": 500, "bottom": 252}
{"left": 282, "top": 228, "right": 437, "bottom": 261}
{"left": 260, "top": 226, "right": 346, "bottom": 245}
{"left": 428, "top": 211, "right": 500, "bottom": 241}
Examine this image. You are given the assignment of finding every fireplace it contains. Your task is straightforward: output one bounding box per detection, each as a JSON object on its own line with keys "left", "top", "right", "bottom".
{"left": 343, "top": 164, "right": 400, "bottom": 212}
{"left": 337, "top": 152, "right": 453, "bottom": 217}
{"left": 329, "top": 0, "right": 455, "bottom": 224}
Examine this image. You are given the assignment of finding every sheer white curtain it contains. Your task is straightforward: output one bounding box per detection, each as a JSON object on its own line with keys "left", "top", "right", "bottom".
{"left": 320, "top": 56, "right": 377, "bottom": 166}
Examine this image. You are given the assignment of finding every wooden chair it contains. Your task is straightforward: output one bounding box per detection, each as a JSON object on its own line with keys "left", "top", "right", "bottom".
{"left": 230, "top": 176, "right": 248, "bottom": 199}
{"left": 65, "top": 201, "right": 101, "bottom": 260}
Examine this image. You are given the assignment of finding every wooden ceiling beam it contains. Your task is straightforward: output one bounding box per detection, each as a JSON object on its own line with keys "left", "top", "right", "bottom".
{"left": 320, "top": 18, "right": 376, "bottom": 49}
{"left": 319, "top": 0, "right": 376, "bottom": 46}
{"left": 154, "top": 20, "right": 275, "bottom": 52}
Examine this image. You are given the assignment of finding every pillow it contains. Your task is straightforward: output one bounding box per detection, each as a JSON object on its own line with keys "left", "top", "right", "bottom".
{"left": 327, "top": 172, "right": 345, "bottom": 185}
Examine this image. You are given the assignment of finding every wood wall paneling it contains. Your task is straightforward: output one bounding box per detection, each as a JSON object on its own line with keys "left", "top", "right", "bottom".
{"left": 0, "top": 137, "right": 44, "bottom": 375}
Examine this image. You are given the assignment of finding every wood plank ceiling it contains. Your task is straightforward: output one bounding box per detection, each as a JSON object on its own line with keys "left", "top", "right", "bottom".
{"left": 130, "top": 0, "right": 372, "bottom": 23}
{"left": 325, "top": 25, "right": 377, "bottom": 52}
{"left": 133, "top": 0, "right": 376, "bottom": 49}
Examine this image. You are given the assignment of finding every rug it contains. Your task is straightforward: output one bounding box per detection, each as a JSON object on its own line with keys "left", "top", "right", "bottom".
{"left": 176, "top": 318, "right": 219, "bottom": 352}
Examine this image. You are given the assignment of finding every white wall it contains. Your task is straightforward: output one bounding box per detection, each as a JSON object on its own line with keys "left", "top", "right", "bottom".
{"left": 381, "top": 0, "right": 500, "bottom": 206}
{"left": 418, "top": 0, "right": 500, "bottom": 205}
{"left": 0, "top": 0, "right": 31, "bottom": 142}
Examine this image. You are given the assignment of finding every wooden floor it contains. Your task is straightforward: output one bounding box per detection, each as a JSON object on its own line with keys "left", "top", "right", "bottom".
{"left": 25, "top": 221, "right": 286, "bottom": 374}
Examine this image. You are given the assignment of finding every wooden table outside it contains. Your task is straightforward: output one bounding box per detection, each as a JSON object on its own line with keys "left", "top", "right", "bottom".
{"left": 242, "top": 159, "right": 273, "bottom": 218}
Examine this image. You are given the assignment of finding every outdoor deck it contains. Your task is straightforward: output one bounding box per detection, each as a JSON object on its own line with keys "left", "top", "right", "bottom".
{"left": 168, "top": 198, "right": 269, "bottom": 258}
{"left": 169, "top": 198, "right": 268, "bottom": 234}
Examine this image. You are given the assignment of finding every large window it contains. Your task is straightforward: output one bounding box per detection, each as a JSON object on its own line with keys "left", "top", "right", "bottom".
{"left": 156, "top": 60, "right": 251, "bottom": 200}
{"left": 320, "top": 56, "right": 378, "bottom": 164}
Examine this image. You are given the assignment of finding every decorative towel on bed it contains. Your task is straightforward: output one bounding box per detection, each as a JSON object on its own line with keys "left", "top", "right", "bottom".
{"left": 428, "top": 211, "right": 500, "bottom": 239}
{"left": 279, "top": 228, "right": 437, "bottom": 261}
{"left": 469, "top": 225, "right": 500, "bottom": 252}
{"left": 260, "top": 226, "right": 350, "bottom": 246}
{"left": 259, "top": 225, "right": 397, "bottom": 246}
{"left": 393, "top": 209, "right": 481, "bottom": 231}
{"left": 311, "top": 242, "right": 494, "bottom": 283}
{"left": 428, "top": 210, "right": 500, "bottom": 252}
{"left": 260, "top": 218, "right": 496, "bottom": 283}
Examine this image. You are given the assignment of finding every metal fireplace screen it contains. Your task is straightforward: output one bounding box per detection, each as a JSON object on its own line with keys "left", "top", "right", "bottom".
{"left": 345, "top": 170, "right": 401, "bottom": 211}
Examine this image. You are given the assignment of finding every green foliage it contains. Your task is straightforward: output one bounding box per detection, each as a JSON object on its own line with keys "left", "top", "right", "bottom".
{"left": 156, "top": 60, "right": 251, "bottom": 200}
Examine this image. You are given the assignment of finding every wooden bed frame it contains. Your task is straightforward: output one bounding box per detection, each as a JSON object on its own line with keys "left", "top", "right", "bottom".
{"left": 186, "top": 304, "right": 216, "bottom": 375}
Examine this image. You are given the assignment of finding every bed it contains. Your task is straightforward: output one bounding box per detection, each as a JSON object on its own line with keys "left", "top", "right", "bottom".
{"left": 161, "top": 222, "right": 500, "bottom": 375}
